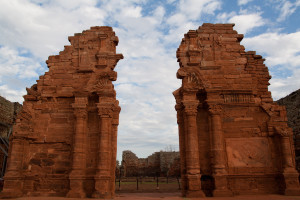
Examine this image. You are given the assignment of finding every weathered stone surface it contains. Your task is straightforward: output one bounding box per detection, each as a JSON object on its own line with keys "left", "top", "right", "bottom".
{"left": 121, "top": 150, "right": 180, "bottom": 177}
{"left": 277, "top": 89, "right": 300, "bottom": 172}
{"left": 0, "top": 96, "right": 22, "bottom": 138}
{"left": 0, "top": 96, "right": 22, "bottom": 178}
{"left": 1, "top": 26, "right": 123, "bottom": 198}
{"left": 174, "top": 23, "right": 300, "bottom": 197}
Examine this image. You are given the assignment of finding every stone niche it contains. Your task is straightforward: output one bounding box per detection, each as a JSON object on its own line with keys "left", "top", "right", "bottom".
{"left": 173, "top": 23, "right": 300, "bottom": 197}
{"left": 1, "top": 26, "right": 123, "bottom": 198}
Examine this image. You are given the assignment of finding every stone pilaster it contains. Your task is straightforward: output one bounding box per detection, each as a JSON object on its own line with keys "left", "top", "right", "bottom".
{"left": 183, "top": 101, "right": 205, "bottom": 197}
{"left": 92, "top": 103, "right": 113, "bottom": 199}
{"left": 274, "top": 127, "right": 300, "bottom": 195}
{"left": 209, "top": 104, "right": 232, "bottom": 197}
{"left": 67, "top": 97, "right": 88, "bottom": 198}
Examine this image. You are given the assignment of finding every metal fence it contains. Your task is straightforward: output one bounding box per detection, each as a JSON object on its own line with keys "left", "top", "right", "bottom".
{"left": 115, "top": 177, "right": 181, "bottom": 193}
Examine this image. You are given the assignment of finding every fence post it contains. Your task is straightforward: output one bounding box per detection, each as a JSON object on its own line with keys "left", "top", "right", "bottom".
{"left": 156, "top": 176, "right": 159, "bottom": 190}
{"left": 177, "top": 176, "right": 181, "bottom": 190}
{"left": 136, "top": 177, "right": 139, "bottom": 190}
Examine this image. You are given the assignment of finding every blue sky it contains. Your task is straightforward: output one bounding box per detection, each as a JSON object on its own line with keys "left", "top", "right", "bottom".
{"left": 1, "top": 0, "right": 300, "bottom": 161}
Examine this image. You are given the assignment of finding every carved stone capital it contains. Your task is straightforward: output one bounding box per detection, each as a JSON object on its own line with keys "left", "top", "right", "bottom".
{"left": 208, "top": 104, "right": 223, "bottom": 115}
{"left": 183, "top": 101, "right": 198, "bottom": 116}
{"left": 97, "top": 103, "right": 114, "bottom": 118}
{"left": 74, "top": 108, "right": 88, "bottom": 119}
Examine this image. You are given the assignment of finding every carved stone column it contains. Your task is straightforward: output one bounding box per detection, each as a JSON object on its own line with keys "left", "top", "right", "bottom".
{"left": 209, "top": 104, "right": 232, "bottom": 197}
{"left": 175, "top": 104, "right": 187, "bottom": 196}
{"left": 110, "top": 102, "right": 120, "bottom": 193}
{"left": 93, "top": 103, "right": 113, "bottom": 198}
{"left": 275, "top": 127, "right": 300, "bottom": 195}
{"left": 67, "top": 97, "right": 88, "bottom": 198}
{"left": 183, "top": 101, "right": 205, "bottom": 197}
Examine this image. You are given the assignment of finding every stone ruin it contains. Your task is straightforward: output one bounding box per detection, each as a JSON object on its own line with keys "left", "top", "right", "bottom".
{"left": 173, "top": 23, "right": 300, "bottom": 197}
{"left": 277, "top": 89, "right": 300, "bottom": 172}
{"left": 1, "top": 26, "right": 123, "bottom": 198}
{"left": 0, "top": 96, "right": 22, "bottom": 179}
{"left": 0, "top": 23, "right": 299, "bottom": 199}
{"left": 120, "top": 150, "right": 180, "bottom": 177}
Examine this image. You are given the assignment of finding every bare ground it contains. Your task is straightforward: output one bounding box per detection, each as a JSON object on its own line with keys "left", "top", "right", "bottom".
{"left": 1, "top": 193, "right": 300, "bottom": 200}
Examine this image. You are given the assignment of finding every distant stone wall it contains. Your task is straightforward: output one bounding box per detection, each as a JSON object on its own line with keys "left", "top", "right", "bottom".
{"left": 277, "top": 89, "right": 300, "bottom": 172}
{"left": 0, "top": 96, "right": 22, "bottom": 177}
{"left": 0, "top": 96, "right": 22, "bottom": 138}
{"left": 121, "top": 150, "right": 180, "bottom": 177}
{"left": 121, "top": 150, "right": 139, "bottom": 177}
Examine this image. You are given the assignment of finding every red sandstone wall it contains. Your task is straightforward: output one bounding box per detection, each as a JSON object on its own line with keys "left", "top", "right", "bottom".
{"left": 1, "top": 26, "right": 123, "bottom": 199}
{"left": 174, "top": 23, "right": 300, "bottom": 197}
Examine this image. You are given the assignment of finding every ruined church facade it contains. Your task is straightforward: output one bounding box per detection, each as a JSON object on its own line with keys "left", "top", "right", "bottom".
{"left": 1, "top": 27, "right": 123, "bottom": 198}
{"left": 1, "top": 24, "right": 299, "bottom": 199}
{"left": 174, "top": 23, "right": 300, "bottom": 197}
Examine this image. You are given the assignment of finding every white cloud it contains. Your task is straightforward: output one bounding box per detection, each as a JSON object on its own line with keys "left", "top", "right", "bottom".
{"left": 242, "top": 31, "right": 300, "bottom": 99}
{"left": 229, "top": 13, "right": 265, "bottom": 34}
{"left": 277, "top": 0, "right": 300, "bottom": 22}
{"left": 180, "top": 0, "right": 221, "bottom": 19}
{"left": 0, "top": 46, "right": 42, "bottom": 79}
{"left": 237, "top": 0, "right": 253, "bottom": 6}
{"left": 0, "top": 85, "right": 26, "bottom": 103}
{"left": 0, "top": 0, "right": 106, "bottom": 60}
{"left": 121, "top": 6, "right": 143, "bottom": 18}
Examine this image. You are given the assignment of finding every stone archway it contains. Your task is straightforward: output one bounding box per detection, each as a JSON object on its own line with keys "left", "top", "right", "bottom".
{"left": 173, "top": 23, "right": 300, "bottom": 197}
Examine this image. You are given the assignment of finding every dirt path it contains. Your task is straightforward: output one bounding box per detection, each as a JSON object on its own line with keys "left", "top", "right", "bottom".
{"left": 1, "top": 193, "right": 300, "bottom": 200}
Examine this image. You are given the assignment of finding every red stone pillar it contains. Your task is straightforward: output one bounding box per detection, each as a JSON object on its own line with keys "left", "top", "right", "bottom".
{"left": 67, "top": 97, "right": 88, "bottom": 198}
{"left": 280, "top": 134, "right": 300, "bottom": 195}
{"left": 110, "top": 102, "right": 120, "bottom": 193}
{"left": 175, "top": 104, "right": 187, "bottom": 196}
{"left": 93, "top": 103, "right": 113, "bottom": 198}
{"left": 1, "top": 139, "right": 25, "bottom": 197}
{"left": 209, "top": 104, "right": 232, "bottom": 196}
{"left": 183, "top": 101, "right": 205, "bottom": 197}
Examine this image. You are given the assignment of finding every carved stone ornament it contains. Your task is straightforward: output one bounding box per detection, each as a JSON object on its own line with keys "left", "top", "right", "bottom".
{"left": 208, "top": 104, "right": 223, "bottom": 115}
{"left": 97, "top": 104, "right": 114, "bottom": 117}
{"left": 187, "top": 72, "right": 200, "bottom": 85}
{"left": 183, "top": 101, "right": 198, "bottom": 116}
{"left": 74, "top": 108, "right": 88, "bottom": 119}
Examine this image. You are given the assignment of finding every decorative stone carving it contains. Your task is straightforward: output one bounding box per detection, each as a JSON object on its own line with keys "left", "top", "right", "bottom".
{"left": 1, "top": 26, "right": 123, "bottom": 199}
{"left": 174, "top": 23, "right": 300, "bottom": 197}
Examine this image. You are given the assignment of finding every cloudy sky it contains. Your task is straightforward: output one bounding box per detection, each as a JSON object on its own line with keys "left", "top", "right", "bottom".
{"left": 1, "top": 0, "right": 300, "bottom": 161}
